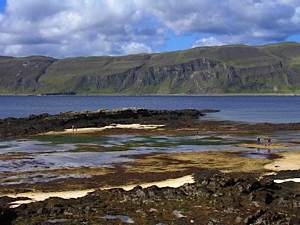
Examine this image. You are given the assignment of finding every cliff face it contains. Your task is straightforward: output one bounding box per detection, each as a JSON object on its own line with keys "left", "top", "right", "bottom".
{"left": 0, "top": 42, "right": 300, "bottom": 95}
{"left": 0, "top": 56, "right": 56, "bottom": 94}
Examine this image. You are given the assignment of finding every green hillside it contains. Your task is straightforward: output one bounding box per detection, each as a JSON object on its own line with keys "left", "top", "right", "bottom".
{"left": 1, "top": 42, "right": 300, "bottom": 95}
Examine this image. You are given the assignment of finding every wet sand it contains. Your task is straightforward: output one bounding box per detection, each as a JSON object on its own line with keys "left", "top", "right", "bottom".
{"left": 237, "top": 143, "right": 290, "bottom": 149}
{"left": 0, "top": 150, "right": 272, "bottom": 194}
{"left": 264, "top": 150, "right": 300, "bottom": 171}
{"left": 125, "top": 151, "right": 271, "bottom": 174}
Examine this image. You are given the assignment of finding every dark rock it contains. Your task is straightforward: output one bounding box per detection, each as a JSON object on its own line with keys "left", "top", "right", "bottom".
{"left": 254, "top": 211, "right": 290, "bottom": 225}
{"left": 244, "top": 209, "right": 266, "bottom": 225}
{"left": 0, "top": 207, "right": 17, "bottom": 225}
{"left": 0, "top": 108, "right": 214, "bottom": 139}
{"left": 252, "top": 191, "right": 274, "bottom": 204}
{"left": 6, "top": 170, "right": 300, "bottom": 225}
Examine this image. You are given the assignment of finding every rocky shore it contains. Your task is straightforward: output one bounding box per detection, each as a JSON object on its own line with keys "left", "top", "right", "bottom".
{"left": 1, "top": 170, "right": 299, "bottom": 225}
{"left": 2, "top": 107, "right": 300, "bottom": 140}
{"left": 0, "top": 108, "right": 218, "bottom": 139}
{"left": 1, "top": 108, "right": 300, "bottom": 225}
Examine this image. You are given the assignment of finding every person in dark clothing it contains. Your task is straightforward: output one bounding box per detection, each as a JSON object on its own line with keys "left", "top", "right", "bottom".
{"left": 267, "top": 137, "right": 271, "bottom": 146}
{"left": 256, "top": 137, "right": 261, "bottom": 144}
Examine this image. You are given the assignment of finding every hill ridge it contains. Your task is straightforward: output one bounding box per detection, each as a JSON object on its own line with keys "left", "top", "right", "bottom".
{"left": 0, "top": 42, "right": 300, "bottom": 94}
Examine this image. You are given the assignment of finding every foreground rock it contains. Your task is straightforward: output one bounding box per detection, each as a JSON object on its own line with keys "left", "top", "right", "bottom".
{"left": 1, "top": 170, "right": 299, "bottom": 225}
{"left": 0, "top": 108, "right": 218, "bottom": 139}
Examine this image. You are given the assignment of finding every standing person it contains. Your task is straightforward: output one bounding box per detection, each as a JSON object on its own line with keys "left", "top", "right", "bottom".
{"left": 256, "top": 137, "right": 261, "bottom": 145}
{"left": 264, "top": 137, "right": 268, "bottom": 146}
{"left": 267, "top": 137, "right": 271, "bottom": 146}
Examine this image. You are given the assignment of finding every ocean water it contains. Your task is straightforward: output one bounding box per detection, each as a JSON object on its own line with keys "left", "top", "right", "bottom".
{"left": 0, "top": 95, "right": 300, "bottom": 123}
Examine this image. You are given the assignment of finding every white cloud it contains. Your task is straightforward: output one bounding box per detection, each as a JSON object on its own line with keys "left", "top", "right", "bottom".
{"left": 0, "top": 0, "right": 158, "bottom": 57}
{"left": 121, "top": 42, "right": 152, "bottom": 54}
{"left": 0, "top": 0, "right": 300, "bottom": 57}
{"left": 142, "top": 0, "right": 300, "bottom": 44}
{"left": 193, "top": 37, "right": 226, "bottom": 47}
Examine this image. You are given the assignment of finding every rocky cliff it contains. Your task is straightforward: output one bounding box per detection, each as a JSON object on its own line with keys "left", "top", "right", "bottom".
{"left": 1, "top": 42, "right": 300, "bottom": 95}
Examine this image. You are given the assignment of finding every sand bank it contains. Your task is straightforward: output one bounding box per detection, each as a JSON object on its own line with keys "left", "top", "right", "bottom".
{"left": 264, "top": 151, "right": 300, "bottom": 171}
{"left": 44, "top": 124, "right": 165, "bottom": 135}
{"left": 4, "top": 175, "right": 194, "bottom": 208}
{"left": 7, "top": 189, "right": 96, "bottom": 208}
{"left": 274, "top": 178, "right": 300, "bottom": 183}
{"left": 104, "top": 175, "right": 194, "bottom": 191}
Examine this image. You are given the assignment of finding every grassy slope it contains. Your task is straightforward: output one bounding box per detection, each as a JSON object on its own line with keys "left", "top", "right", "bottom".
{"left": 0, "top": 42, "right": 300, "bottom": 94}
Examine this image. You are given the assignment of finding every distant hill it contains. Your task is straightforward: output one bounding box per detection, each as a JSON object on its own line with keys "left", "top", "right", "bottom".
{"left": 1, "top": 42, "right": 300, "bottom": 95}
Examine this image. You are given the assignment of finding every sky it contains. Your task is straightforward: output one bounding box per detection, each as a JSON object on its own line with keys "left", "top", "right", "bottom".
{"left": 0, "top": 0, "right": 300, "bottom": 57}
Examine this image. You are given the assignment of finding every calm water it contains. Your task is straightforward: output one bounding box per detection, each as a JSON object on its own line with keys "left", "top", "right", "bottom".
{"left": 0, "top": 95, "right": 300, "bottom": 123}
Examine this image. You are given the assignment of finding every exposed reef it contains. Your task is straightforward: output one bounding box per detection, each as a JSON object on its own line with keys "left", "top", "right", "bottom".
{"left": 0, "top": 108, "right": 218, "bottom": 139}
{"left": 1, "top": 170, "right": 299, "bottom": 225}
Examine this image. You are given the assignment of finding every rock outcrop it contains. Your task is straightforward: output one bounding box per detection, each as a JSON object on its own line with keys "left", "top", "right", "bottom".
{"left": 1, "top": 171, "right": 299, "bottom": 225}
{"left": 0, "top": 108, "right": 217, "bottom": 139}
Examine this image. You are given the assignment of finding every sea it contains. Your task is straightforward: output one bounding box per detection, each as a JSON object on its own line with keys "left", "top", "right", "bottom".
{"left": 0, "top": 95, "right": 300, "bottom": 123}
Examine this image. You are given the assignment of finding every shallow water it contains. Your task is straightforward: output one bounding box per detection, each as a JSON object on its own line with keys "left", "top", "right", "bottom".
{"left": 1, "top": 131, "right": 299, "bottom": 185}
{"left": 0, "top": 135, "right": 248, "bottom": 173}
{"left": 0, "top": 140, "right": 75, "bottom": 154}
{"left": 103, "top": 215, "right": 135, "bottom": 224}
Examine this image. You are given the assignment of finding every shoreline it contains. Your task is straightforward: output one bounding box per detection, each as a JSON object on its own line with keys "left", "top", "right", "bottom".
{"left": 0, "top": 109, "right": 299, "bottom": 223}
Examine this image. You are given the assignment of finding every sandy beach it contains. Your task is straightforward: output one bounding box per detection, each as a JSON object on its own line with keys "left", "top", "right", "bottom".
{"left": 264, "top": 150, "right": 300, "bottom": 171}
{"left": 44, "top": 124, "right": 165, "bottom": 135}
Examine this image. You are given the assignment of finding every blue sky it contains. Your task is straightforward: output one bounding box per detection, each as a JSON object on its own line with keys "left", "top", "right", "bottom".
{"left": 159, "top": 31, "right": 199, "bottom": 52}
{"left": 0, "top": 0, "right": 5, "bottom": 12}
{"left": 0, "top": 0, "right": 300, "bottom": 57}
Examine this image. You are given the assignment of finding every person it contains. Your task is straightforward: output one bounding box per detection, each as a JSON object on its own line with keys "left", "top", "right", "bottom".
{"left": 264, "top": 137, "right": 268, "bottom": 146}
{"left": 267, "top": 137, "right": 271, "bottom": 146}
{"left": 72, "top": 125, "right": 75, "bottom": 132}
{"left": 256, "top": 137, "right": 261, "bottom": 145}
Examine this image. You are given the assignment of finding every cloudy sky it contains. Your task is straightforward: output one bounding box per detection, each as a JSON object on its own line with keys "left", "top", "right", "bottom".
{"left": 0, "top": 0, "right": 300, "bottom": 57}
